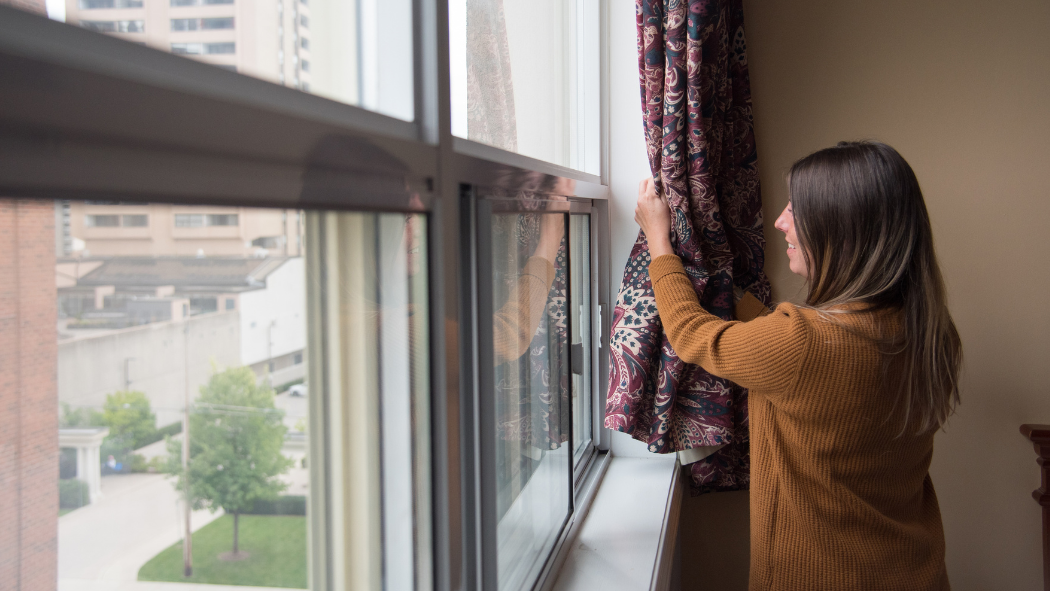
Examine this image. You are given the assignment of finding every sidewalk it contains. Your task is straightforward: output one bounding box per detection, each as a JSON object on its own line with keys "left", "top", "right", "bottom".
{"left": 59, "top": 473, "right": 225, "bottom": 591}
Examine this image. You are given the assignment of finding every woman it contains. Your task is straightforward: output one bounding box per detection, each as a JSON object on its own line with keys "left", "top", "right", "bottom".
{"left": 635, "top": 141, "right": 961, "bottom": 590}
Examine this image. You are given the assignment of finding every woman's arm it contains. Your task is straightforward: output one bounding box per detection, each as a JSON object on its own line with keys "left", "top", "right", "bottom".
{"left": 650, "top": 254, "right": 809, "bottom": 393}
{"left": 635, "top": 177, "right": 807, "bottom": 393}
{"left": 492, "top": 208, "right": 564, "bottom": 364}
{"left": 492, "top": 255, "right": 556, "bottom": 364}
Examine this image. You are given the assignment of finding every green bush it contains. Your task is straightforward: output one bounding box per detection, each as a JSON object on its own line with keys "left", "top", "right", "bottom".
{"left": 274, "top": 378, "right": 304, "bottom": 394}
{"left": 59, "top": 479, "right": 89, "bottom": 509}
{"left": 129, "top": 453, "right": 149, "bottom": 473}
{"left": 60, "top": 403, "right": 104, "bottom": 428}
{"left": 245, "top": 495, "right": 306, "bottom": 516}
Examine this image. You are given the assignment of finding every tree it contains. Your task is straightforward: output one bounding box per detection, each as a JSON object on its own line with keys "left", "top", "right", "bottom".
{"left": 60, "top": 402, "right": 104, "bottom": 428}
{"left": 103, "top": 390, "right": 157, "bottom": 450}
{"left": 166, "top": 366, "right": 293, "bottom": 558}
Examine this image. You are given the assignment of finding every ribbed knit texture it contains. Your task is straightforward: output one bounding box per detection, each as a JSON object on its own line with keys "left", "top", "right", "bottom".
{"left": 649, "top": 254, "right": 949, "bottom": 591}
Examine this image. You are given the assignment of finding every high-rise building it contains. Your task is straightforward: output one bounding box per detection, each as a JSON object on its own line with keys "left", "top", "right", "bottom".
{"left": 63, "top": 0, "right": 311, "bottom": 90}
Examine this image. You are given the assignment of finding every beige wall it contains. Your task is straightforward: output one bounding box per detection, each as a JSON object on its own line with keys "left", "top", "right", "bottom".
{"left": 69, "top": 203, "right": 302, "bottom": 257}
{"left": 703, "top": 0, "right": 1050, "bottom": 588}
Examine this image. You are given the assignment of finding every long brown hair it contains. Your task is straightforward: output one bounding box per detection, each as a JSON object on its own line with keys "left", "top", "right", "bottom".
{"left": 788, "top": 141, "right": 962, "bottom": 435}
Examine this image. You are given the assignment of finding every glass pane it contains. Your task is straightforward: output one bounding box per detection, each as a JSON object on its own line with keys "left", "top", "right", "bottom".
{"left": 57, "top": 202, "right": 311, "bottom": 589}
{"left": 569, "top": 214, "right": 591, "bottom": 458}
{"left": 33, "top": 0, "right": 414, "bottom": 121}
{"left": 489, "top": 208, "right": 571, "bottom": 591}
{"left": 304, "top": 209, "right": 430, "bottom": 591}
{"left": 49, "top": 201, "right": 429, "bottom": 591}
{"left": 451, "top": 0, "right": 601, "bottom": 174}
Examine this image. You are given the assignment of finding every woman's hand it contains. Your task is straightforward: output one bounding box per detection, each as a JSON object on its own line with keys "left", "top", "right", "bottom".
{"left": 635, "top": 177, "right": 674, "bottom": 257}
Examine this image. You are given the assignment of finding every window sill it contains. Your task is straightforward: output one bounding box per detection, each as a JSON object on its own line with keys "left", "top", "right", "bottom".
{"left": 547, "top": 452, "right": 682, "bottom": 591}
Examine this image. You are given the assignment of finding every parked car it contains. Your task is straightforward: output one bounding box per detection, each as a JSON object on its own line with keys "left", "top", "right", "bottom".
{"left": 288, "top": 384, "right": 307, "bottom": 397}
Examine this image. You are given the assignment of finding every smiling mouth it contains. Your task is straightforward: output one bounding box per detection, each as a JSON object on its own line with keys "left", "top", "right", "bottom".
{"left": 787, "top": 243, "right": 796, "bottom": 250}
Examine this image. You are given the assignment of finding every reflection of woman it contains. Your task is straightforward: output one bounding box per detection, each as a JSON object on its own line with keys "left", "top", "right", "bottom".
{"left": 635, "top": 142, "right": 960, "bottom": 590}
{"left": 492, "top": 207, "right": 564, "bottom": 364}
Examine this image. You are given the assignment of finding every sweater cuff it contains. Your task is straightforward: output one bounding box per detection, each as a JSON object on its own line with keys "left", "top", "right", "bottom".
{"left": 648, "top": 254, "right": 688, "bottom": 285}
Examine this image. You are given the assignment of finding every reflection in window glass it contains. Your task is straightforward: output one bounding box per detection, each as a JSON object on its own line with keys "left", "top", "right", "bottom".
{"left": 569, "top": 214, "right": 592, "bottom": 458}
{"left": 451, "top": 0, "right": 601, "bottom": 173}
{"left": 489, "top": 208, "right": 571, "bottom": 591}
{"left": 58, "top": 203, "right": 310, "bottom": 589}
{"left": 46, "top": 0, "right": 414, "bottom": 121}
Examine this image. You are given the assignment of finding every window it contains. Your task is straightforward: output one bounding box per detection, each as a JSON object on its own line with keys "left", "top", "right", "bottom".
{"left": 2, "top": 3, "right": 609, "bottom": 591}
{"left": 170, "top": 0, "right": 233, "bottom": 5}
{"left": 474, "top": 188, "right": 600, "bottom": 591}
{"left": 80, "top": 20, "right": 145, "bottom": 33}
{"left": 85, "top": 214, "right": 119, "bottom": 227}
{"left": 170, "top": 42, "right": 236, "bottom": 55}
{"left": 171, "top": 17, "right": 235, "bottom": 31}
{"left": 174, "top": 214, "right": 238, "bottom": 227}
{"left": 451, "top": 0, "right": 601, "bottom": 174}
{"left": 55, "top": 0, "right": 414, "bottom": 120}
{"left": 79, "top": 0, "right": 143, "bottom": 8}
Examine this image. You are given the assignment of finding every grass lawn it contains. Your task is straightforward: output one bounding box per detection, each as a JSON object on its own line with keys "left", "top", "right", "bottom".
{"left": 138, "top": 514, "right": 306, "bottom": 588}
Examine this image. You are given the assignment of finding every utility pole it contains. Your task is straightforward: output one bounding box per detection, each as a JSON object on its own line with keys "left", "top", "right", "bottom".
{"left": 182, "top": 317, "right": 192, "bottom": 577}
{"left": 123, "top": 357, "right": 135, "bottom": 390}
{"left": 267, "top": 319, "right": 276, "bottom": 388}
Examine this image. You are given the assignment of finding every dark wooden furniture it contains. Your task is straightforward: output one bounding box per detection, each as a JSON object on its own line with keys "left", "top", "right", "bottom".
{"left": 1021, "top": 424, "right": 1050, "bottom": 591}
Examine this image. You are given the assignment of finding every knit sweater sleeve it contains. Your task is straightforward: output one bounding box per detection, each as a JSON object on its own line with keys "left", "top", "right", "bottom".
{"left": 648, "top": 254, "right": 809, "bottom": 394}
{"left": 493, "top": 256, "right": 556, "bottom": 364}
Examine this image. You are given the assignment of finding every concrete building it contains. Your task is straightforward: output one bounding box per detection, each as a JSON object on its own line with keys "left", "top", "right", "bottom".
{"left": 67, "top": 202, "right": 303, "bottom": 258}
{"left": 63, "top": 0, "right": 310, "bottom": 90}
{"left": 58, "top": 255, "right": 306, "bottom": 426}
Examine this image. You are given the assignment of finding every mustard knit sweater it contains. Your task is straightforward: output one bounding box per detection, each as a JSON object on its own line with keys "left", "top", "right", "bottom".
{"left": 649, "top": 254, "right": 949, "bottom": 591}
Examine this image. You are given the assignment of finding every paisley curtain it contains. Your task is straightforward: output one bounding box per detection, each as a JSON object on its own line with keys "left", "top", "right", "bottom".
{"left": 604, "top": 0, "right": 771, "bottom": 494}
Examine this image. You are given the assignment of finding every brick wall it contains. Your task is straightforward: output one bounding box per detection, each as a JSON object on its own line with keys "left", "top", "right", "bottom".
{"left": 0, "top": 200, "right": 58, "bottom": 591}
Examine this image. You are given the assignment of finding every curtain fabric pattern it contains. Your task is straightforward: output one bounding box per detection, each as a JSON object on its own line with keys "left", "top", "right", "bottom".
{"left": 604, "top": 0, "right": 770, "bottom": 493}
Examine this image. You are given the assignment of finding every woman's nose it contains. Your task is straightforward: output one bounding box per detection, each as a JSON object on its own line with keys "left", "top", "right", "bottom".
{"left": 774, "top": 210, "right": 788, "bottom": 232}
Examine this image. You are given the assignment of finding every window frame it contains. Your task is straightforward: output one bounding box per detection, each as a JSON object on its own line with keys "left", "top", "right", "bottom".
{"left": 0, "top": 2, "right": 613, "bottom": 590}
